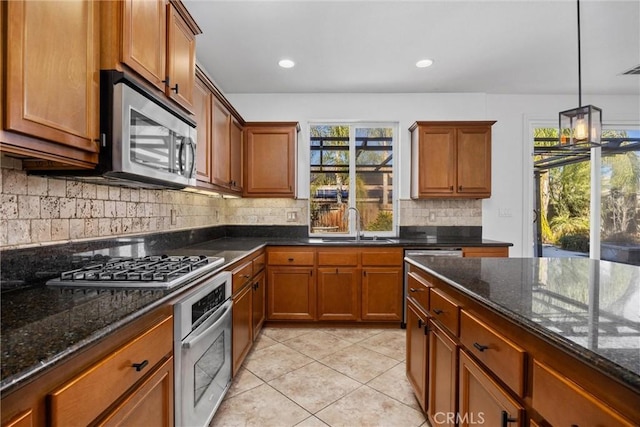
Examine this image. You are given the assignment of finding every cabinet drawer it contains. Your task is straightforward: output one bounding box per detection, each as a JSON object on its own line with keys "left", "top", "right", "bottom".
{"left": 361, "top": 248, "right": 402, "bottom": 266}
{"left": 49, "top": 315, "right": 173, "bottom": 426}
{"left": 460, "top": 311, "right": 526, "bottom": 397}
{"left": 252, "top": 252, "right": 266, "bottom": 274}
{"left": 532, "top": 360, "right": 635, "bottom": 427}
{"left": 317, "top": 249, "right": 359, "bottom": 266}
{"left": 268, "top": 250, "right": 315, "bottom": 266}
{"left": 407, "top": 271, "right": 430, "bottom": 311}
{"left": 232, "top": 261, "right": 253, "bottom": 293}
{"left": 429, "top": 288, "right": 460, "bottom": 336}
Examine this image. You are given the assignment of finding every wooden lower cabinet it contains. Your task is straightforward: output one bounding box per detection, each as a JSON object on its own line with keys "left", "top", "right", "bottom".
{"left": 532, "top": 360, "right": 635, "bottom": 427}
{"left": 94, "top": 356, "right": 173, "bottom": 426}
{"left": 251, "top": 270, "right": 266, "bottom": 339}
{"left": 462, "top": 246, "right": 509, "bottom": 258}
{"left": 230, "top": 250, "right": 265, "bottom": 374}
{"left": 361, "top": 267, "right": 403, "bottom": 321}
{"left": 458, "top": 350, "right": 524, "bottom": 427}
{"left": 406, "top": 299, "right": 429, "bottom": 412}
{"left": 317, "top": 267, "right": 360, "bottom": 321}
{"left": 232, "top": 284, "right": 252, "bottom": 376}
{"left": 267, "top": 267, "right": 316, "bottom": 320}
{"left": 428, "top": 321, "right": 458, "bottom": 427}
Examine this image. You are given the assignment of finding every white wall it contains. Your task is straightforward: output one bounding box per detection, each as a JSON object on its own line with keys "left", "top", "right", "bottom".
{"left": 228, "top": 92, "right": 640, "bottom": 256}
{"left": 486, "top": 94, "right": 640, "bottom": 257}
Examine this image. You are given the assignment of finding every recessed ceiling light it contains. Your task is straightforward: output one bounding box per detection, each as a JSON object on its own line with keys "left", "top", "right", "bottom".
{"left": 278, "top": 59, "right": 295, "bottom": 69}
{"left": 416, "top": 59, "right": 434, "bottom": 68}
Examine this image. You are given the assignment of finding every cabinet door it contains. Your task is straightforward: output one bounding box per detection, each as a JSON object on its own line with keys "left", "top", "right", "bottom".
{"left": 230, "top": 119, "right": 243, "bottom": 192}
{"left": 427, "top": 322, "right": 458, "bottom": 427}
{"left": 456, "top": 126, "right": 491, "bottom": 196}
{"left": 166, "top": 2, "right": 195, "bottom": 111}
{"left": 193, "top": 74, "right": 212, "bottom": 183}
{"left": 361, "top": 267, "right": 402, "bottom": 321}
{"left": 211, "top": 100, "right": 231, "bottom": 188}
{"left": 414, "top": 127, "right": 456, "bottom": 197}
{"left": 459, "top": 350, "right": 523, "bottom": 427}
{"left": 317, "top": 267, "right": 360, "bottom": 321}
{"left": 4, "top": 0, "right": 99, "bottom": 162}
{"left": 462, "top": 247, "right": 509, "bottom": 258}
{"left": 406, "top": 299, "right": 428, "bottom": 412}
{"left": 252, "top": 271, "right": 266, "bottom": 340}
{"left": 95, "top": 356, "right": 173, "bottom": 427}
{"left": 244, "top": 126, "right": 296, "bottom": 197}
{"left": 122, "top": 0, "right": 165, "bottom": 90}
{"left": 532, "top": 360, "right": 635, "bottom": 427}
{"left": 232, "top": 284, "right": 252, "bottom": 376}
{"left": 267, "top": 267, "right": 315, "bottom": 320}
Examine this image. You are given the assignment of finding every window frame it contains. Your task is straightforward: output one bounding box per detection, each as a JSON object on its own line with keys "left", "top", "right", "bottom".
{"left": 307, "top": 121, "right": 399, "bottom": 238}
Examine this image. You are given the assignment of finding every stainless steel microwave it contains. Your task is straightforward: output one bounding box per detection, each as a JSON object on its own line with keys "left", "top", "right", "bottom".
{"left": 100, "top": 70, "right": 197, "bottom": 188}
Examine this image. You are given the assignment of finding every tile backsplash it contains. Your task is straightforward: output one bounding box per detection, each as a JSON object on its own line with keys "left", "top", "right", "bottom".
{"left": 0, "top": 165, "right": 225, "bottom": 248}
{"left": 1, "top": 160, "right": 482, "bottom": 249}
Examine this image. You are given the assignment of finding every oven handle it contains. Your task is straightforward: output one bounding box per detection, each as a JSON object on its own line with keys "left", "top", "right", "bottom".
{"left": 182, "top": 300, "right": 232, "bottom": 349}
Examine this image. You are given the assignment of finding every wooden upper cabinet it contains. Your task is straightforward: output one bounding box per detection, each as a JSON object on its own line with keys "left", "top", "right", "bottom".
{"left": 194, "top": 72, "right": 212, "bottom": 183}
{"left": 193, "top": 67, "right": 243, "bottom": 195}
{"left": 410, "top": 121, "right": 495, "bottom": 199}
{"left": 166, "top": 1, "right": 196, "bottom": 111}
{"left": 122, "top": 0, "right": 166, "bottom": 90}
{"left": 244, "top": 123, "right": 298, "bottom": 198}
{"left": 230, "top": 119, "right": 244, "bottom": 193}
{"left": 101, "top": 0, "right": 200, "bottom": 113}
{"left": 211, "top": 100, "right": 232, "bottom": 188}
{"left": 2, "top": 0, "right": 100, "bottom": 168}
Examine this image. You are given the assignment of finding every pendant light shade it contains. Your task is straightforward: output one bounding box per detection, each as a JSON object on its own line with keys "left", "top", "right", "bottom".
{"left": 558, "top": 0, "right": 603, "bottom": 149}
{"left": 559, "top": 104, "right": 602, "bottom": 147}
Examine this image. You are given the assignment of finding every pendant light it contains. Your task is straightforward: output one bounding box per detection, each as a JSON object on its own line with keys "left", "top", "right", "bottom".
{"left": 558, "top": 0, "right": 602, "bottom": 148}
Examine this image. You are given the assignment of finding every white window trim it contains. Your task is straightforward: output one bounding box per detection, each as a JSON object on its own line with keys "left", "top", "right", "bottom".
{"left": 307, "top": 121, "right": 399, "bottom": 238}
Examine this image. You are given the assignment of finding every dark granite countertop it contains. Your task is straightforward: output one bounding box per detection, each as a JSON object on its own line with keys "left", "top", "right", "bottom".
{"left": 0, "top": 225, "right": 511, "bottom": 395}
{"left": 405, "top": 256, "right": 640, "bottom": 393}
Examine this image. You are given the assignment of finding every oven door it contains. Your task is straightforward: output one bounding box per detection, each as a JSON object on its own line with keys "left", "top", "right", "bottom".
{"left": 176, "top": 299, "right": 232, "bottom": 427}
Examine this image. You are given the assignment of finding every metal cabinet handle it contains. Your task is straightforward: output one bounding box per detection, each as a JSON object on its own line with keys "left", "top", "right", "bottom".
{"left": 288, "top": 258, "right": 294, "bottom": 262}
{"left": 501, "top": 411, "right": 517, "bottom": 427}
{"left": 418, "top": 319, "right": 423, "bottom": 328}
{"left": 409, "top": 288, "right": 425, "bottom": 293}
{"left": 132, "top": 360, "right": 149, "bottom": 372}
{"left": 171, "top": 83, "right": 179, "bottom": 93}
{"left": 473, "top": 342, "right": 489, "bottom": 352}
{"left": 433, "top": 309, "right": 444, "bottom": 315}
{"left": 459, "top": 185, "right": 463, "bottom": 191}
{"left": 449, "top": 186, "right": 454, "bottom": 190}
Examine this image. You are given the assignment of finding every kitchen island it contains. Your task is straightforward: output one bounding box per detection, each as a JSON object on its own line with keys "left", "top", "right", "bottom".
{"left": 404, "top": 256, "right": 640, "bottom": 426}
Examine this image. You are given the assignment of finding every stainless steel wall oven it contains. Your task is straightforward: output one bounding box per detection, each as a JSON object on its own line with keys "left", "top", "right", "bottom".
{"left": 174, "top": 271, "right": 232, "bottom": 427}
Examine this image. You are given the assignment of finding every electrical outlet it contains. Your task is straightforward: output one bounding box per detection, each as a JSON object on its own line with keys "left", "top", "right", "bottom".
{"left": 215, "top": 209, "right": 219, "bottom": 221}
{"left": 498, "top": 208, "right": 513, "bottom": 217}
{"left": 170, "top": 209, "right": 177, "bottom": 225}
{"left": 286, "top": 211, "right": 297, "bottom": 222}
{"left": 429, "top": 211, "right": 437, "bottom": 222}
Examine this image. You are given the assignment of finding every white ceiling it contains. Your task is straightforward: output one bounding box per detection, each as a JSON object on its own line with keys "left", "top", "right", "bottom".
{"left": 184, "top": 0, "right": 640, "bottom": 95}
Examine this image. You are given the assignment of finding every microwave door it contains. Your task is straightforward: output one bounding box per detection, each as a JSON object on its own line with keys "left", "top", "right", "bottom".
{"left": 130, "top": 111, "right": 174, "bottom": 174}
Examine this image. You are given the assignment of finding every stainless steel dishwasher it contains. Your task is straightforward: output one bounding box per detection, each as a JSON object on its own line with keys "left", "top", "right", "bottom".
{"left": 402, "top": 248, "right": 463, "bottom": 327}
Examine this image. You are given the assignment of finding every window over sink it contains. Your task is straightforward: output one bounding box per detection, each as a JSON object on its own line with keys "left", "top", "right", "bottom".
{"left": 309, "top": 123, "right": 397, "bottom": 237}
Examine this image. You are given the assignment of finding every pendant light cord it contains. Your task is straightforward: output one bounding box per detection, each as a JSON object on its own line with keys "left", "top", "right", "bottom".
{"left": 577, "top": 0, "right": 582, "bottom": 107}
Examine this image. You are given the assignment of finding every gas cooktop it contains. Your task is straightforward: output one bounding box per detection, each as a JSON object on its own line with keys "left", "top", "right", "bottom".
{"left": 46, "top": 255, "right": 225, "bottom": 289}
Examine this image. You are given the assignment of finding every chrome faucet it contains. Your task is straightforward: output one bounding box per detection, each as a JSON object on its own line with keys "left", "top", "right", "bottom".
{"left": 347, "top": 206, "right": 362, "bottom": 241}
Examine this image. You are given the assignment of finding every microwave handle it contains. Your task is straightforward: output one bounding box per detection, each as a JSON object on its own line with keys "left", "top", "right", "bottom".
{"left": 178, "top": 137, "right": 196, "bottom": 177}
{"left": 187, "top": 137, "right": 196, "bottom": 178}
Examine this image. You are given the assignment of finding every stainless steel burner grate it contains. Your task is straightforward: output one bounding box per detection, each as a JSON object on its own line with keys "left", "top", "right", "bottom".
{"left": 47, "top": 255, "right": 225, "bottom": 289}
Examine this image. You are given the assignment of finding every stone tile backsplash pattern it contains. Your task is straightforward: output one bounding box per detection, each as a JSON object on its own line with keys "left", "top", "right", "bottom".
{"left": 0, "top": 166, "right": 225, "bottom": 248}
{"left": 398, "top": 199, "right": 482, "bottom": 226}
{"left": 1, "top": 162, "right": 481, "bottom": 249}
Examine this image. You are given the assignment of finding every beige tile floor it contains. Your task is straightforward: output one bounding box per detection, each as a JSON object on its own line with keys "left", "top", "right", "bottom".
{"left": 211, "top": 327, "right": 429, "bottom": 427}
